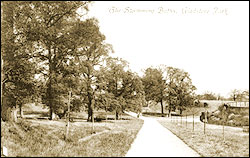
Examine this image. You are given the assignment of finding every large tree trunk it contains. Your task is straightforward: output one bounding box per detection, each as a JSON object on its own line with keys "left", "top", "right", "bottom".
{"left": 233, "top": 95, "right": 236, "bottom": 101}
{"left": 6, "top": 107, "right": 18, "bottom": 122}
{"left": 48, "top": 81, "right": 55, "bottom": 120}
{"left": 115, "top": 110, "right": 119, "bottom": 120}
{"left": 87, "top": 106, "right": 93, "bottom": 122}
{"left": 87, "top": 92, "right": 94, "bottom": 122}
{"left": 180, "top": 107, "right": 183, "bottom": 115}
{"left": 48, "top": 44, "right": 58, "bottom": 120}
{"left": 168, "top": 106, "right": 171, "bottom": 117}
{"left": 12, "top": 106, "right": 18, "bottom": 122}
{"left": 1, "top": 100, "right": 18, "bottom": 122}
{"left": 19, "top": 104, "right": 23, "bottom": 118}
{"left": 1, "top": 95, "right": 18, "bottom": 122}
{"left": 160, "top": 99, "right": 164, "bottom": 117}
{"left": 49, "top": 107, "right": 56, "bottom": 120}
{"left": 1, "top": 97, "right": 11, "bottom": 121}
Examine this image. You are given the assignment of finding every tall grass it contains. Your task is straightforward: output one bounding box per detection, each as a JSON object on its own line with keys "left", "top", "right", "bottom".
{"left": 158, "top": 119, "right": 249, "bottom": 157}
{"left": 1, "top": 117, "right": 143, "bottom": 157}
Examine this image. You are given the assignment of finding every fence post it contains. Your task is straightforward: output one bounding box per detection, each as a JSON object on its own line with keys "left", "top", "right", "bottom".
{"left": 222, "top": 106, "right": 225, "bottom": 142}
{"left": 65, "top": 90, "right": 71, "bottom": 140}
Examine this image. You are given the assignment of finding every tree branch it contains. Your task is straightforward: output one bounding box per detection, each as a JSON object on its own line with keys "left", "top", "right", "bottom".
{"left": 47, "top": 2, "right": 88, "bottom": 28}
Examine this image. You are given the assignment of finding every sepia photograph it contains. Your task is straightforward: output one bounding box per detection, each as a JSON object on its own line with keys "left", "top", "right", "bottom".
{"left": 1, "top": 1, "right": 249, "bottom": 157}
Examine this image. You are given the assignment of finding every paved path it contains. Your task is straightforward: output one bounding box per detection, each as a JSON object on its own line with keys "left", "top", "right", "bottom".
{"left": 124, "top": 111, "right": 200, "bottom": 157}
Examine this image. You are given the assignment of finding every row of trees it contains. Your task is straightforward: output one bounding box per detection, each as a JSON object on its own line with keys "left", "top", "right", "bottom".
{"left": 229, "top": 89, "right": 249, "bottom": 102}
{"left": 1, "top": 1, "right": 146, "bottom": 122}
{"left": 1, "top": 1, "right": 198, "bottom": 122}
{"left": 142, "top": 66, "right": 196, "bottom": 116}
{"left": 196, "top": 89, "right": 249, "bottom": 101}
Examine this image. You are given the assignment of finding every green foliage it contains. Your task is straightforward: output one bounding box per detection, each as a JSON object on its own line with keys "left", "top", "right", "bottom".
{"left": 165, "top": 66, "right": 196, "bottom": 112}
{"left": 229, "top": 89, "right": 249, "bottom": 101}
{"left": 1, "top": 2, "right": 37, "bottom": 115}
{"left": 198, "top": 91, "right": 217, "bottom": 100}
{"left": 142, "top": 66, "right": 196, "bottom": 114}
{"left": 2, "top": 1, "right": 199, "bottom": 122}
{"left": 2, "top": 1, "right": 112, "bottom": 120}
{"left": 96, "top": 57, "right": 145, "bottom": 116}
{"left": 72, "top": 18, "right": 113, "bottom": 121}
{"left": 142, "top": 67, "right": 166, "bottom": 103}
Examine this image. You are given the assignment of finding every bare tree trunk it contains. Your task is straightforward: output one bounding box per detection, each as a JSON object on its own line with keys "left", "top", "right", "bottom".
{"left": 48, "top": 44, "right": 57, "bottom": 120}
{"left": 49, "top": 107, "right": 56, "bottom": 120}
{"left": 180, "top": 107, "right": 183, "bottom": 115}
{"left": 160, "top": 99, "right": 164, "bottom": 117}
{"left": 1, "top": 97, "right": 18, "bottom": 122}
{"left": 115, "top": 110, "right": 119, "bottom": 120}
{"left": 6, "top": 107, "right": 18, "bottom": 122}
{"left": 87, "top": 93, "right": 93, "bottom": 122}
{"left": 91, "top": 105, "right": 94, "bottom": 122}
{"left": 48, "top": 77, "right": 55, "bottom": 120}
{"left": 1, "top": 98, "right": 11, "bottom": 121}
{"left": 19, "top": 104, "right": 23, "bottom": 118}
{"left": 87, "top": 108, "right": 93, "bottom": 122}
{"left": 12, "top": 106, "right": 18, "bottom": 122}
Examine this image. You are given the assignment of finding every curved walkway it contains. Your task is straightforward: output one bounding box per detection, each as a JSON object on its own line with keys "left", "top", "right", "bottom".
{"left": 124, "top": 111, "right": 200, "bottom": 157}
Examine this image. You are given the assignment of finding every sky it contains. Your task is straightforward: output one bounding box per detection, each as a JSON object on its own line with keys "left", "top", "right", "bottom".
{"left": 81, "top": 1, "right": 249, "bottom": 97}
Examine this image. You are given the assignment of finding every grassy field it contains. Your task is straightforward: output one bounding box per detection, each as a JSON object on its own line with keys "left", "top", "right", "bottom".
{"left": 1, "top": 117, "right": 143, "bottom": 157}
{"left": 142, "top": 100, "right": 239, "bottom": 117}
{"left": 1, "top": 103, "right": 144, "bottom": 157}
{"left": 158, "top": 118, "right": 249, "bottom": 157}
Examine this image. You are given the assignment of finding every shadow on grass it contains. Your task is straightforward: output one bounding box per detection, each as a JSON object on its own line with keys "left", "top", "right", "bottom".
{"left": 23, "top": 111, "right": 49, "bottom": 117}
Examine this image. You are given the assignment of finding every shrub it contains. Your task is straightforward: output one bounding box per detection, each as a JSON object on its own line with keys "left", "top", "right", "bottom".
{"left": 95, "top": 114, "right": 107, "bottom": 122}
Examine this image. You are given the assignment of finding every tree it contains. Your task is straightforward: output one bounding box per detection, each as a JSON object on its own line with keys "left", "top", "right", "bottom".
{"left": 164, "top": 66, "right": 196, "bottom": 114}
{"left": 123, "top": 71, "right": 145, "bottom": 115}
{"left": 142, "top": 67, "right": 166, "bottom": 116}
{"left": 200, "top": 91, "right": 217, "bottom": 100}
{"left": 72, "top": 18, "right": 113, "bottom": 122}
{"left": 1, "top": 1, "right": 17, "bottom": 122}
{"left": 229, "top": 89, "right": 249, "bottom": 101}
{"left": 7, "top": 1, "right": 91, "bottom": 120}
{"left": 97, "top": 57, "right": 145, "bottom": 119}
{"left": 1, "top": 1, "right": 36, "bottom": 121}
{"left": 97, "top": 57, "right": 128, "bottom": 119}
{"left": 242, "top": 90, "right": 249, "bottom": 101}
{"left": 229, "top": 89, "right": 241, "bottom": 101}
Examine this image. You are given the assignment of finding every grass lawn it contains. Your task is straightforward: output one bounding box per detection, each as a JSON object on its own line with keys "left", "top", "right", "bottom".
{"left": 142, "top": 100, "right": 235, "bottom": 117}
{"left": 158, "top": 118, "right": 249, "bottom": 157}
{"left": 1, "top": 114, "right": 143, "bottom": 157}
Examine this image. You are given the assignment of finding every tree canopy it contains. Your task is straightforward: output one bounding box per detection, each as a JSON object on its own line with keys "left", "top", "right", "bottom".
{"left": 2, "top": 1, "right": 201, "bottom": 123}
